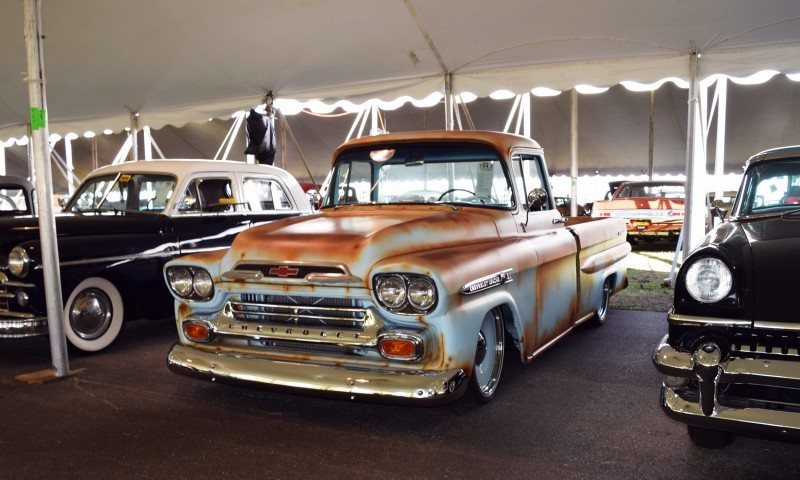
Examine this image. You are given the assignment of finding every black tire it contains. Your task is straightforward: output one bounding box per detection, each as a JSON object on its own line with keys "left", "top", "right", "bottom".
{"left": 64, "top": 277, "right": 124, "bottom": 352}
{"left": 687, "top": 425, "right": 734, "bottom": 449}
{"left": 470, "top": 309, "right": 505, "bottom": 403}
{"left": 590, "top": 277, "right": 613, "bottom": 326}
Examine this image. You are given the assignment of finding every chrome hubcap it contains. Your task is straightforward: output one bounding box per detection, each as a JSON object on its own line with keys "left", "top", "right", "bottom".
{"left": 69, "top": 288, "right": 112, "bottom": 340}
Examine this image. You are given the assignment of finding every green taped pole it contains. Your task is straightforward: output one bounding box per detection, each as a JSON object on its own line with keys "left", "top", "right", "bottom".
{"left": 30, "top": 107, "right": 46, "bottom": 131}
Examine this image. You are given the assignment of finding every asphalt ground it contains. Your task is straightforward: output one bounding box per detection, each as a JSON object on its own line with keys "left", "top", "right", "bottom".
{"left": 2, "top": 310, "right": 798, "bottom": 480}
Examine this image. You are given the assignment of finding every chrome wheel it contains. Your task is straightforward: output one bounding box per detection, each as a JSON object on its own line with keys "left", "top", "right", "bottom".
{"left": 64, "top": 277, "right": 124, "bottom": 352}
{"left": 471, "top": 309, "right": 504, "bottom": 402}
{"left": 591, "top": 277, "right": 613, "bottom": 326}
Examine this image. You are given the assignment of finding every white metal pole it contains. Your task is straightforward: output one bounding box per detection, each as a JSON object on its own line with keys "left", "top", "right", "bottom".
{"left": 444, "top": 73, "right": 453, "bottom": 131}
{"left": 683, "top": 45, "right": 707, "bottom": 258}
{"left": 523, "top": 93, "right": 531, "bottom": 139}
{"left": 130, "top": 112, "right": 139, "bottom": 161}
{"left": 143, "top": 125, "right": 153, "bottom": 160}
{"left": 65, "top": 134, "right": 75, "bottom": 195}
{"left": 23, "top": 0, "right": 69, "bottom": 377}
{"left": 0, "top": 144, "right": 6, "bottom": 175}
{"left": 714, "top": 77, "right": 728, "bottom": 201}
{"left": 570, "top": 89, "right": 579, "bottom": 217}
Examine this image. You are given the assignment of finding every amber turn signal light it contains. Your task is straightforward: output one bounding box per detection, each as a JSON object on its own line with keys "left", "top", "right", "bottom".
{"left": 379, "top": 338, "right": 417, "bottom": 359}
{"left": 183, "top": 321, "right": 211, "bottom": 342}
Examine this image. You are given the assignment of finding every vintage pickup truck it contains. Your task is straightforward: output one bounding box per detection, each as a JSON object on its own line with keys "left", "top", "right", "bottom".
{"left": 654, "top": 145, "right": 800, "bottom": 447}
{"left": 165, "top": 131, "right": 630, "bottom": 404}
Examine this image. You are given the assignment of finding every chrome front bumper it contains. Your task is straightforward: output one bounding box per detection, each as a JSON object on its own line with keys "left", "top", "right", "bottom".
{"left": 0, "top": 315, "right": 48, "bottom": 338}
{"left": 167, "top": 344, "right": 468, "bottom": 405}
{"left": 653, "top": 334, "right": 800, "bottom": 440}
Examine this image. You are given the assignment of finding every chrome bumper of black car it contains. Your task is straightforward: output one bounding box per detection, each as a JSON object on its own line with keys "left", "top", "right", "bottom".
{"left": 0, "top": 313, "right": 48, "bottom": 338}
{"left": 653, "top": 334, "right": 800, "bottom": 440}
{"left": 167, "top": 343, "right": 467, "bottom": 405}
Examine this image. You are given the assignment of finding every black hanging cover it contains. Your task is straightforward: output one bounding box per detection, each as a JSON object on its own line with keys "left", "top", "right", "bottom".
{"left": 244, "top": 108, "right": 277, "bottom": 165}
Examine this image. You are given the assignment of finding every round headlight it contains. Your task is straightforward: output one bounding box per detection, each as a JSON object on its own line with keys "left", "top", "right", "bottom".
{"left": 168, "top": 268, "right": 193, "bottom": 297}
{"left": 684, "top": 257, "right": 732, "bottom": 303}
{"left": 8, "top": 246, "right": 30, "bottom": 277}
{"left": 192, "top": 269, "right": 214, "bottom": 299}
{"left": 377, "top": 275, "right": 406, "bottom": 309}
{"left": 407, "top": 277, "right": 436, "bottom": 310}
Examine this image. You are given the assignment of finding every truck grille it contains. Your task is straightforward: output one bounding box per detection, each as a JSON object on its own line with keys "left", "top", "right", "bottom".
{"left": 733, "top": 330, "right": 800, "bottom": 358}
{"left": 229, "top": 294, "right": 367, "bottom": 330}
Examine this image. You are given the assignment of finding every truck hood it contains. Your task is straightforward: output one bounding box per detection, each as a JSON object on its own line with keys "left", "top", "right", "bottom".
{"left": 220, "top": 205, "right": 504, "bottom": 279}
{"left": 740, "top": 216, "right": 800, "bottom": 322}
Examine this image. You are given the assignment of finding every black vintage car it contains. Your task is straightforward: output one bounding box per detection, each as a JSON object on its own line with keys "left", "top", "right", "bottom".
{"left": 0, "top": 160, "right": 312, "bottom": 352}
{"left": 653, "top": 145, "right": 800, "bottom": 448}
{"left": 0, "top": 175, "right": 36, "bottom": 216}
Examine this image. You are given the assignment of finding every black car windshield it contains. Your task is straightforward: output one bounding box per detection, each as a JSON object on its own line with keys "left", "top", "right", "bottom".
{"left": 322, "top": 144, "right": 514, "bottom": 208}
{"left": 65, "top": 173, "right": 177, "bottom": 213}
{"left": 734, "top": 158, "right": 800, "bottom": 217}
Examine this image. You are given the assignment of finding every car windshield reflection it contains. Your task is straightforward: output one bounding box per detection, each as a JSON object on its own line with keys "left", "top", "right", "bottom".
{"left": 322, "top": 144, "right": 514, "bottom": 209}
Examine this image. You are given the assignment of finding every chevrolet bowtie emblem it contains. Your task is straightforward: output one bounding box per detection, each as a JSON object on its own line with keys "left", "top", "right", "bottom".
{"left": 268, "top": 265, "right": 300, "bottom": 277}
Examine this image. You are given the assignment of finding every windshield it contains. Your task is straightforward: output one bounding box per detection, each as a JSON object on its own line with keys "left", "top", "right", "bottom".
{"left": 65, "top": 173, "right": 177, "bottom": 213}
{"left": 734, "top": 158, "right": 800, "bottom": 216}
{"left": 322, "top": 143, "right": 514, "bottom": 208}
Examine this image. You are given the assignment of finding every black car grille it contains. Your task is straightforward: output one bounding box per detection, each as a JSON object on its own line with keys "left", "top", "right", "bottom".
{"left": 732, "top": 330, "right": 800, "bottom": 358}
{"left": 229, "top": 294, "right": 367, "bottom": 330}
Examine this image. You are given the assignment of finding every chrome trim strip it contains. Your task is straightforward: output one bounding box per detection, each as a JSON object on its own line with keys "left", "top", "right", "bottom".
{"left": 460, "top": 269, "right": 513, "bottom": 295}
{"left": 0, "top": 279, "right": 36, "bottom": 288}
{"left": 221, "top": 270, "right": 263, "bottom": 280}
{"left": 60, "top": 250, "right": 176, "bottom": 267}
{"left": 753, "top": 320, "right": 800, "bottom": 331}
{"left": 667, "top": 311, "right": 751, "bottom": 327}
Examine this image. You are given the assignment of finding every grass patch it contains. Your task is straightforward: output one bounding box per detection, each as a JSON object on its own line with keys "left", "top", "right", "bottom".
{"left": 610, "top": 268, "right": 674, "bottom": 313}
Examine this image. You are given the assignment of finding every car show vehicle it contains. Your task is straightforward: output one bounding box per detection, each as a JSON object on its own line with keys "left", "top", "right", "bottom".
{"left": 0, "top": 175, "right": 36, "bottom": 216}
{"left": 165, "top": 130, "right": 630, "bottom": 404}
{"left": 591, "top": 180, "right": 685, "bottom": 241}
{"left": 0, "top": 160, "right": 312, "bottom": 352}
{"left": 653, "top": 145, "right": 800, "bottom": 447}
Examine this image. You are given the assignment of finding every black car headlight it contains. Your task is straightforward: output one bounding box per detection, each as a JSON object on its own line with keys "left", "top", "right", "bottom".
{"left": 374, "top": 273, "right": 437, "bottom": 314}
{"left": 167, "top": 266, "right": 215, "bottom": 301}
{"left": 7, "top": 246, "right": 30, "bottom": 278}
{"left": 683, "top": 257, "right": 732, "bottom": 303}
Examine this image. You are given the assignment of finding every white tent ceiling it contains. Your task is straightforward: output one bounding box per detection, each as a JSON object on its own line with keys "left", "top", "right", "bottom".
{"left": 2, "top": 0, "right": 800, "bottom": 141}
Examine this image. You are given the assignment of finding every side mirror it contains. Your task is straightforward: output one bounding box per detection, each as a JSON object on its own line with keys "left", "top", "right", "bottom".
{"left": 527, "top": 188, "right": 548, "bottom": 211}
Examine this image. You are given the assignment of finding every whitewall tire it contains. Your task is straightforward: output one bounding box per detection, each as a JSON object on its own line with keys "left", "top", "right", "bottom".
{"left": 63, "top": 277, "right": 124, "bottom": 352}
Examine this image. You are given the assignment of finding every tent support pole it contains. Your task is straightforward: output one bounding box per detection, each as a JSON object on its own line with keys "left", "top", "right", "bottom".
{"left": 648, "top": 90, "right": 655, "bottom": 180}
{"left": 130, "top": 112, "right": 139, "bottom": 161}
{"left": 570, "top": 89, "right": 578, "bottom": 217}
{"left": 23, "top": 0, "right": 69, "bottom": 378}
{"left": 444, "top": 73, "right": 453, "bottom": 131}
{"left": 65, "top": 135, "right": 75, "bottom": 195}
{"left": 683, "top": 44, "right": 706, "bottom": 258}
{"left": 714, "top": 77, "right": 727, "bottom": 200}
{"left": 0, "top": 144, "right": 5, "bottom": 175}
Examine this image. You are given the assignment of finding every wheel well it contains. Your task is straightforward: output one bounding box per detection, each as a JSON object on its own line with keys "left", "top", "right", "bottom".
{"left": 497, "top": 304, "right": 521, "bottom": 355}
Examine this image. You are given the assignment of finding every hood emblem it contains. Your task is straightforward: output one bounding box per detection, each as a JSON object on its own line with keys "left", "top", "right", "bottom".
{"left": 268, "top": 265, "right": 301, "bottom": 277}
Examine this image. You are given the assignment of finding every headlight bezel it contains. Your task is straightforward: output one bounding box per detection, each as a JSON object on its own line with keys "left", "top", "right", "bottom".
{"left": 373, "top": 273, "right": 438, "bottom": 315}
{"left": 167, "top": 266, "right": 215, "bottom": 301}
{"left": 683, "top": 256, "right": 733, "bottom": 304}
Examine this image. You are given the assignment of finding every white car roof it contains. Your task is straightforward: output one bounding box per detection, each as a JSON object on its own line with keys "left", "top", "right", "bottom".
{"left": 85, "top": 159, "right": 294, "bottom": 182}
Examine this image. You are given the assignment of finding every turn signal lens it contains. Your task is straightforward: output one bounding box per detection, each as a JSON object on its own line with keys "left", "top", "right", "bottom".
{"left": 183, "top": 321, "right": 211, "bottom": 342}
{"left": 378, "top": 334, "right": 421, "bottom": 360}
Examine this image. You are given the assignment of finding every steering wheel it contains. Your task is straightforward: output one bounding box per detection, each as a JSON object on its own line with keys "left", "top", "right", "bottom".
{"left": 437, "top": 188, "right": 475, "bottom": 201}
{"left": 0, "top": 194, "right": 18, "bottom": 211}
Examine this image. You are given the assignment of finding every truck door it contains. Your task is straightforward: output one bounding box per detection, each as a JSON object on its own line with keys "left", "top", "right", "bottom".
{"left": 510, "top": 153, "right": 579, "bottom": 359}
